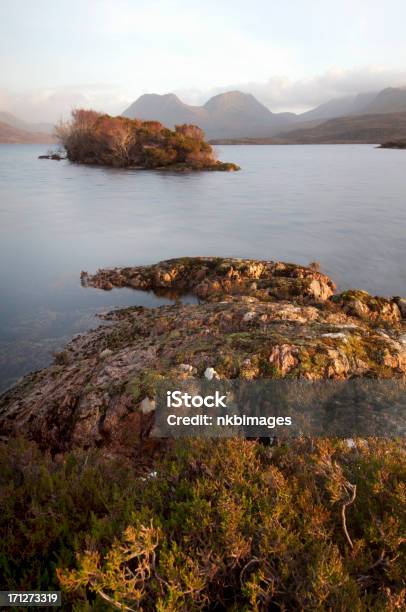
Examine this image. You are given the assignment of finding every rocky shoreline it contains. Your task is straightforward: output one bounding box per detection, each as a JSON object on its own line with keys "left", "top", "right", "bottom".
{"left": 0, "top": 257, "right": 405, "bottom": 455}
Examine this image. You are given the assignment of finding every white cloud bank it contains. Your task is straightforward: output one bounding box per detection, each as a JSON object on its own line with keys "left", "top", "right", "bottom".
{"left": 176, "top": 67, "right": 406, "bottom": 113}
{"left": 1, "top": 66, "right": 406, "bottom": 124}
{"left": 0, "top": 85, "right": 130, "bottom": 124}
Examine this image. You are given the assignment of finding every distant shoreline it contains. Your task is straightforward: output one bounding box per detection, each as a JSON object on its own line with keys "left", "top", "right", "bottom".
{"left": 210, "top": 139, "right": 382, "bottom": 145}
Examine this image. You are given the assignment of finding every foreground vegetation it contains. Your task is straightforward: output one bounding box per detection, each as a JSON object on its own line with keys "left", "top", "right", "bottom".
{"left": 56, "top": 109, "right": 240, "bottom": 171}
{"left": 1, "top": 437, "right": 405, "bottom": 610}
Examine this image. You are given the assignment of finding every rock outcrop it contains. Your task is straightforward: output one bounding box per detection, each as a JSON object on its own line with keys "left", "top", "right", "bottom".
{"left": 80, "top": 257, "right": 336, "bottom": 301}
{"left": 0, "top": 257, "right": 405, "bottom": 455}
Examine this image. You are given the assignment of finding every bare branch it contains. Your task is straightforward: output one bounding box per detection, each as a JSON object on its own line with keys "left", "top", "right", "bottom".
{"left": 341, "top": 483, "right": 357, "bottom": 549}
{"left": 97, "top": 589, "right": 137, "bottom": 611}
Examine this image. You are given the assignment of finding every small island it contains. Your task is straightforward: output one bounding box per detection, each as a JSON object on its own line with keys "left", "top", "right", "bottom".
{"left": 379, "top": 139, "right": 406, "bottom": 149}
{"left": 55, "top": 109, "right": 240, "bottom": 171}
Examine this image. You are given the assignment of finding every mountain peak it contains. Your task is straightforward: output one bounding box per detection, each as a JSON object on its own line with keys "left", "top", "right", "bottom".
{"left": 363, "top": 87, "right": 406, "bottom": 114}
{"left": 136, "top": 92, "right": 181, "bottom": 103}
{"left": 206, "top": 90, "right": 251, "bottom": 101}
{"left": 122, "top": 90, "right": 296, "bottom": 138}
{"left": 204, "top": 90, "right": 265, "bottom": 111}
{"left": 123, "top": 92, "right": 185, "bottom": 117}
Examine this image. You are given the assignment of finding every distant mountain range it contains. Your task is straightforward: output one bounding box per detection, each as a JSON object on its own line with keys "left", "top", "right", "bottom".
{"left": 0, "top": 112, "right": 54, "bottom": 135}
{"left": 123, "top": 91, "right": 297, "bottom": 139}
{"left": 2, "top": 86, "right": 406, "bottom": 144}
{"left": 0, "top": 120, "right": 56, "bottom": 144}
{"left": 123, "top": 87, "right": 406, "bottom": 142}
{"left": 277, "top": 112, "right": 406, "bottom": 144}
{"left": 0, "top": 112, "right": 55, "bottom": 144}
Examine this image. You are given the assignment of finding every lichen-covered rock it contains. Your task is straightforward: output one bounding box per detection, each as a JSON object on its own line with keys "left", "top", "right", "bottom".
{"left": 0, "top": 257, "right": 405, "bottom": 455}
{"left": 331, "top": 290, "right": 402, "bottom": 323}
{"left": 81, "top": 257, "right": 336, "bottom": 302}
{"left": 393, "top": 297, "right": 406, "bottom": 319}
{"left": 268, "top": 344, "right": 299, "bottom": 375}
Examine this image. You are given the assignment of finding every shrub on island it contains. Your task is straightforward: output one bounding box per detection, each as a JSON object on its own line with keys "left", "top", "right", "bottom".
{"left": 379, "top": 139, "right": 406, "bottom": 149}
{"left": 55, "top": 109, "right": 240, "bottom": 171}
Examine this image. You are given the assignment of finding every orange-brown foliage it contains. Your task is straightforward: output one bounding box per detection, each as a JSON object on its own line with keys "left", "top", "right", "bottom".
{"left": 56, "top": 109, "right": 217, "bottom": 169}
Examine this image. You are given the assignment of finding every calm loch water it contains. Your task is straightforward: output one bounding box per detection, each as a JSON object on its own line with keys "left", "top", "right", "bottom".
{"left": 1, "top": 143, "right": 405, "bottom": 390}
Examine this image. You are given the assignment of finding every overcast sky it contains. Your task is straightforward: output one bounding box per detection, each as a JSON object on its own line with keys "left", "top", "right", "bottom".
{"left": 1, "top": 0, "right": 406, "bottom": 122}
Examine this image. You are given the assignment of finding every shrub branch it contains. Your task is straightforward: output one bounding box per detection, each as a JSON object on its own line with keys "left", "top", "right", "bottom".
{"left": 341, "top": 483, "right": 357, "bottom": 550}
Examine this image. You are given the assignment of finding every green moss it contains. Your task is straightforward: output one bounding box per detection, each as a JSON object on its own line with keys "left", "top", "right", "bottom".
{"left": 225, "top": 331, "right": 255, "bottom": 349}
{"left": 296, "top": 348, "right": 314, "bottom": 373}
{"left": 334, "top": 290, "right": 370, "bottom": 303}
{"left": 268, "top": 277, "right": 308, "bottom": 300}
{"left": 256, "top": 355, "right": 281, "bottom": 377}
{"left": 212, "top": 161, "right": 240, "bottom": 171}
{"left": 53, "top": 350, "right": 70, "bottom": 365}
{"left": 165, "top": 329, "right": 181, "bottom": 341}
{"left": 214, "top": 351, "right": 242, "bottom": 378}
{"left": 126, "top": 369, "right": 164, "bottom": 404}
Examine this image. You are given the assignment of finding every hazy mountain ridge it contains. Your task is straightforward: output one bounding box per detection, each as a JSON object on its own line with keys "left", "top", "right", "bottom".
{"left": 2, "top": 86, "right": 406, "bottom": 144}
{"left": 361, "top": 87, "right": 406, "bottom": 114}
{"left": 122, "top": 86, "right": 406, "bottom": 140}
{"left": 123, "top": 90, "right": 297, "bottom": 138}
{"left": 0, "top": 120, "right": 56, "bottom": 144}
{"left": 299, "top": 91, "right": 378, "bottom": 122}
{"left": 277, "top": 112, "right": 406, "bottom": 144}
{"left": 0, "top": 111, "right": 54, "bottom": 135}
{"left": 0, "top": 111, "right": 55, "bottom": 143}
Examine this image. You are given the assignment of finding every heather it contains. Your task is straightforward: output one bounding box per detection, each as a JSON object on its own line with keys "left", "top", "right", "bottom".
{"left": 1, "top": 437, "right": 405, "bottom": 610}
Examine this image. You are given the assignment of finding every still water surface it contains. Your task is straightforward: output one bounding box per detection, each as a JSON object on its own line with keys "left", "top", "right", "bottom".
{"left": 1, "top": 144, "right": 405, "bottom": 390}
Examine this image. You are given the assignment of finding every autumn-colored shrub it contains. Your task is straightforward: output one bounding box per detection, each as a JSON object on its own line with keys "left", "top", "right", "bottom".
{"left": 143, "top": 145, "right": 177, "bottom": 168}
{"left": 1, "top": 437, "right": 404, "bottom": 610}
{"left": 0, "top": 439, "right": 143, "bottom": 594}
{"left": 58, "top": 437, "right": 406, "bottom": 611}
{"left": 175, "top": 124, "right": 205, "bottom": 140}
{"left": 54, "top": 109, "right": 235, "bottom": 170}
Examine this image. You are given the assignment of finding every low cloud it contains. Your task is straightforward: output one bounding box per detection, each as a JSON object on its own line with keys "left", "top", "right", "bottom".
{"left": 0, "top": 85, "right": 131, "bottom": 124}
{"left": 2, "top": 66, "right": 406, "bottom": 124}
{"left": 176, "top": 67, "right": 406, "bottom": 113}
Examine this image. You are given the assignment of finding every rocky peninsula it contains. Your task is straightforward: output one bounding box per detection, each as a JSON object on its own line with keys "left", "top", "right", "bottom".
{"left": 1, "top": 257, "right": 405, "bottom": 456}
{"left": 55, "top": 109, "right": 240, "bottom": 171}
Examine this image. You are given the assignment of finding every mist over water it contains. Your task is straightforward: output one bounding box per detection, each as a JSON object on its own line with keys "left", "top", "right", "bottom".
{"left": 1, "top": 143, "right": 405, "bottom": 390}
